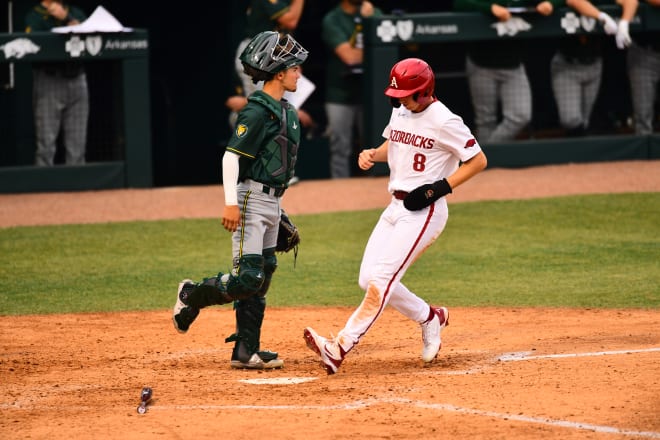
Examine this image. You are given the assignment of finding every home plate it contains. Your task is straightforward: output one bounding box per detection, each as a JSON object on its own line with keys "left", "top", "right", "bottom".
{"left": 240, "top": 377, "right": 319, "bottom": 385}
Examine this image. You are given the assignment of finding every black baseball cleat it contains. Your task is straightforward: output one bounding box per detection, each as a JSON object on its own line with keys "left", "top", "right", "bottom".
{"left": 172, "top": 279, "right": 200, "bottom": 333}
{"left": 230, "top": 351, "right": 284, "bottom": 369}
{"left": 229, "top": 340, "right": 284, "bottom": 369}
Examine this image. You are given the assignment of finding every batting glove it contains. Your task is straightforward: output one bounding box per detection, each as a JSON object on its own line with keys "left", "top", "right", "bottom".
{"left": 616, "top": 20, "right": 632, "bottom": 49}
{"left": 598, "top": 12, "right": 618, "bottom": 35}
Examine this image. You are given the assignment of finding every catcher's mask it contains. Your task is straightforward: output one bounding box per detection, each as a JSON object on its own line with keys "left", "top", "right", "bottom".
{"left": 240, "top": 31, "right": 309, "bottom": 77}
{"left": 384, "top": 58, "right": 435, "bottom": 108}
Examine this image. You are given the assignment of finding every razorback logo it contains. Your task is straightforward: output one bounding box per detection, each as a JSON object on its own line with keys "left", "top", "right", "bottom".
{"left": 0, "top": 38, "right": 40, "bottom": 59}
{"left": 465, "top": 138, "right": 476, "bottom": 148}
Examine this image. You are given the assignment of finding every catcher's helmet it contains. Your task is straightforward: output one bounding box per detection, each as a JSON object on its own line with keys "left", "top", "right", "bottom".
{"left": 384, "top": 58, "right": 435, "bottom": 105}
{"left": 240, "top": 31, "right": 308, "bottom": 76}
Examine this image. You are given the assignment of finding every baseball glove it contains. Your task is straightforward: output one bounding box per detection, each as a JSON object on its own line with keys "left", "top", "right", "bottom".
{"left": 276, "top": 209, "right": 300, "bottom": 257}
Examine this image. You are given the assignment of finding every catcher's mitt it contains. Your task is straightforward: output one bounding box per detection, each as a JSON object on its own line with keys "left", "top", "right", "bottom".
{"left": 276, "top": 209, "right": 300, "bottom": 261}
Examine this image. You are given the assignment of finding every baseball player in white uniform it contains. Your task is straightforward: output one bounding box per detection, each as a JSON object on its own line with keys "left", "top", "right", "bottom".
{"left": 304, "top": 58, "right": 488, "bottom": 374}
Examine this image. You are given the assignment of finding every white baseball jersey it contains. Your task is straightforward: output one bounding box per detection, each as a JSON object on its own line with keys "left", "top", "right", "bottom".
{"left": 383, "top": 100, "right": 481, "bottom": 194}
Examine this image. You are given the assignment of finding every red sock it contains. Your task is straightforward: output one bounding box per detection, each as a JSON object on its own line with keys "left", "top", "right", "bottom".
{"left": 423, "top": 306, "right": 435, "bottom": 324}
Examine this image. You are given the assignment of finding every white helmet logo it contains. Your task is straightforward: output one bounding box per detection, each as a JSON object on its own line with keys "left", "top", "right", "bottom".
{"left": 390, "top": 77, "right": 398, "bottom": 88}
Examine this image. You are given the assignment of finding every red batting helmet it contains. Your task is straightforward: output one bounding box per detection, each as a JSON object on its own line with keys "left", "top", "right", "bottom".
{"left": 384, "top": 58, "right": 435, "bottom": 103}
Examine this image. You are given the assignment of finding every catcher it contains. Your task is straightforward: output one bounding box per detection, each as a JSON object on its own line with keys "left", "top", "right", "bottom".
{"left": 172, "top": 31, "right": 307, "bottom": 369}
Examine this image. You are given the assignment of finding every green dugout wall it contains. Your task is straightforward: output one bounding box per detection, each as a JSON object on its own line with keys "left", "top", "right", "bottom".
{"left": 363, "top": 4, "right": 660, "bottom": 173}
{"left": 0, "top": 30, "right": 150, "bottom": 193}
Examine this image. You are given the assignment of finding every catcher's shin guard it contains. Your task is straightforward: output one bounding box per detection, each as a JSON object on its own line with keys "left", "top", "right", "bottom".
{"left": 226, "top": 294, "right": 272, "bottom": 362}
{"left": 183, "top": 274, "right": 233, "bottom": 308}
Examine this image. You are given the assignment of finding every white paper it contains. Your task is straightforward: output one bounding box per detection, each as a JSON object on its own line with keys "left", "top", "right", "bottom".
{"left": 51, "top": 6, "right": 133, "bottom": 33}
{"left": 283, "top": 74, "right": 316, "bottom": 109}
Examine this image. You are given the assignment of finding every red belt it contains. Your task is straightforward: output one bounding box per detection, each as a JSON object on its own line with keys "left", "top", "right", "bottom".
{"left": 393, "top": 190, "right": 408, "bottom": 200}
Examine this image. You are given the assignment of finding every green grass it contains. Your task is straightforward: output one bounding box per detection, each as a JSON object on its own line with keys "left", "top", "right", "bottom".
{"left": 1, "top": 193, "right": 658, "bottom": 315}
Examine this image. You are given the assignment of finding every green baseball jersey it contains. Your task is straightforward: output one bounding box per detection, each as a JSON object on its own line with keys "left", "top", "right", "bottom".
{"left": 245, "top": 0, "right": 292, "bottom": 38}
{"left": 227, "top": 91, "right": 301, "bottom": 187}
{"left": 25, "top": 3, "right": 87, "bottom": 76}
{"left": 321, "top": 5, "right": 383, "bottom": 104}
{"left": 25, "top": 3, "right": 87, "bottom": 32}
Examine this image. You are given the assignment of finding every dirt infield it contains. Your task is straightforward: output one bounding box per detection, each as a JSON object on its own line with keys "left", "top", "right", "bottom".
{"left": 1, "top": 160, "right": 660, "bottom": 439}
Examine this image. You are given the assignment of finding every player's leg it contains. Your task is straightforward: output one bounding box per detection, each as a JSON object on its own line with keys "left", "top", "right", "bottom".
{"left": 304, "top": 203, "right": 396, "bottom": 373}
{"left": 228, "top": 248, "right": 282, "bottom": 369}
{"left": 580, "top": 59, "right": 602, "bottom": 133}
{"left": 465, "top": 56, "right": 498, "bottom": 143}
{"left": 227, "top": 194, "right": 282, "bottom": 369}
{"left": 172, "top": 188, "right": 272, "bottom": 334}
{"left": 304, "top": 200, "right": 448, "bottom": 373}
{"left": 174, "top": 246, "right": 270, "bottom": 320}
{"left": 490, "top": 64, "right": 531, "bottom": 142}
{"left": 551, "top": 53, "right": 584, "bottom": 132}
{"left": 33, "top": 71, "right": 62, "bottom": 166}
{"left": 388, "top": 282, "right": 449, "bottom": 362}
{"left": 388, "top": 283, "right": 434, "bottom": 323}
{"left": 61, "top": 73, "right": 88, "bottom": 165}
{"left": 325, "top": 102, "right": 355, "bottom": 178}
{"left": 172, "top": 253, "right": 266, "bottom": 335}
{"left": 386, "top": 200, "right": 450, "bottom": 362}
{"left": 339, "top": 199, "right": 448, "bottom": 354}
{"left": 627, "top": 43, "right": 659, "bottom": 135}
